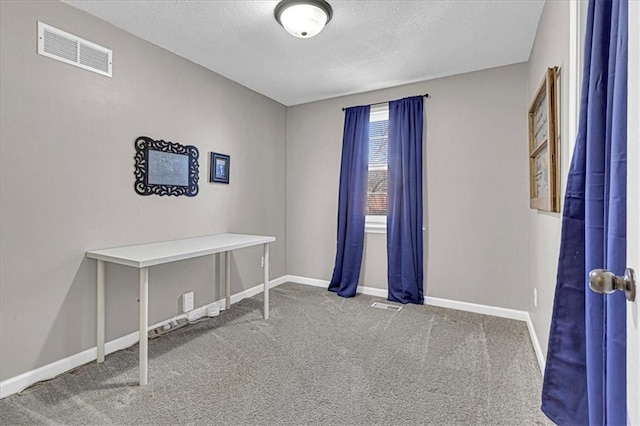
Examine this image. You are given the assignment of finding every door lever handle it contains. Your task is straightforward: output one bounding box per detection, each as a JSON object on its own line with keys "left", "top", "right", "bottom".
{"left": 589, "top": 268, "right": 636, "bottom": 302}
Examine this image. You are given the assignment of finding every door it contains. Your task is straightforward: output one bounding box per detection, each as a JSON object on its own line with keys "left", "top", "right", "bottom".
{"left": 628, "top": 1, "right": 639, "bottom": 422}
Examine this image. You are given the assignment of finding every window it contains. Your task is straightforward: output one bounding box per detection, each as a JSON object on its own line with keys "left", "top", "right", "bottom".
{"left": 366, "top": 104, "right": 388, "bottom": 233}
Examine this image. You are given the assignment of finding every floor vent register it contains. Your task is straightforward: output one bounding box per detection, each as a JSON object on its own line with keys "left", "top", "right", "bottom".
{"left": 371, "top": 302, "right": 402, "bottom": 312}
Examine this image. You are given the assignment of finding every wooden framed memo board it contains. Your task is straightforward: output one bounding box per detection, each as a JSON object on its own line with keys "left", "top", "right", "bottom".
{"left": 528, "top": 67, "right": 559, "bottom": 212}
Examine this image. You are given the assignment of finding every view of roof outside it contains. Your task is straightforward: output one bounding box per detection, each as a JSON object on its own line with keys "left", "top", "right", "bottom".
{"left": 367, "top": 117, "right": 388, "bottom": 216}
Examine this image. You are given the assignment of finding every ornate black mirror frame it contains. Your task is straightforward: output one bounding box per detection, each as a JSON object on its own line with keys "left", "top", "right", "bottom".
{"left": 134, "top": 136, "right": 199, "bottom": 197}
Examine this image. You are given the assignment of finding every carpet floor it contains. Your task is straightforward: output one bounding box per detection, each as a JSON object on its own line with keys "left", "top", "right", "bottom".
{"left": 0, "top": 283, "right": 549, "bottom": 425}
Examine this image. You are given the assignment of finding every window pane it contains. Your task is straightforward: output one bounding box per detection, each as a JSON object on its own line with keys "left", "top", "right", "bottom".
{"left": 367, "top": 169, "right": 387, "bottom": 215}
{"left": 367, "top": 107, "right": 388, "bottom": 217}
{"left": 369, "top": 121, "right": 388, "bottom": 167}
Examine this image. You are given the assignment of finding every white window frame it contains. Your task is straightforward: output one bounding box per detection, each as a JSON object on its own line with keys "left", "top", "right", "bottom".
{"left": 365, "top": 104, "right": 389, "bottom": 234}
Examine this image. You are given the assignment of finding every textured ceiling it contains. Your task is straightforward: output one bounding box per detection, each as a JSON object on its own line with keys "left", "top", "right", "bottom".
{"left": 62, "top": 0, "right": 545, "bottom": 106}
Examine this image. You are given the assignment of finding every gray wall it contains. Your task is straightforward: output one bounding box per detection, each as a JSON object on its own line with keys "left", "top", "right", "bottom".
{"left": 287, "top": 64, "right": 530, "bottom": 310}
{"left": 526, "top": 0, "right": 571, "bottom": 358}
{"left": 0, "top": 1, "right": 286, "bottom": 381}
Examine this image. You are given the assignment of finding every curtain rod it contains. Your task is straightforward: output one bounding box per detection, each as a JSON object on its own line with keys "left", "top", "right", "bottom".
{"left": 341, "top": 93, "right": 430, "bottom": 111}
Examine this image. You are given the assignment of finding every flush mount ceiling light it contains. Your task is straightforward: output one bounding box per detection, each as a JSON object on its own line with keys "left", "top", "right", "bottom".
{"left": 274, "top": 0, "right": 333, "bottom": 39}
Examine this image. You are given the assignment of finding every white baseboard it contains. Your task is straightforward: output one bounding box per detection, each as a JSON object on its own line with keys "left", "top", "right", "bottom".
{"left": 0, "top": 346, "right": 95, "bottom": 400}
{"left": 285, "top": 275, "right": 328, "bottom": 288}
{"left": 227, "top": 274, "right": 288, "bottom": 304}
{"left": 0, "top": 275, "right": 288, "bottom": 399}
{"left": 524, "top": 313, "right": 546, "bottom": 374}
{"left": 356, "top": 284, "right": 387, "bottom": 298}
{"left": 424, "top": 296, "right": 529, "bottom": 321}
{"left": 285, "top": 275, "right": 388, "bottom": 298}
{"left": 287, "top": 275, "right": 529, "bottom": 320}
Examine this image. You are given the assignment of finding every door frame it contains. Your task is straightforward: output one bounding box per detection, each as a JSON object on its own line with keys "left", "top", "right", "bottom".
{"left": 627, "top": 0, "right": 639, "bottom": 423}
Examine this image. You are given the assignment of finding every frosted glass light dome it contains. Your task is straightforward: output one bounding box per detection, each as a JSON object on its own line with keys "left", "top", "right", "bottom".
{"left": 275, "top": 0, "right": 333, "bottom": 39}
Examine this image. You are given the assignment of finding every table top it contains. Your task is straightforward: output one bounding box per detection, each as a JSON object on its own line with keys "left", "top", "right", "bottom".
{"left": 87, "top": 233, "right": 275, "bottom": 268}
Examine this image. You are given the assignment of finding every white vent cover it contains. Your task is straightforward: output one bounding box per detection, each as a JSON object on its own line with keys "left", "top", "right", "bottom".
{"left": 371, "top": 302, "right": 402, "bottom": 312}
{"left": 37, "top": 22, "right": 112, "bottom": 77}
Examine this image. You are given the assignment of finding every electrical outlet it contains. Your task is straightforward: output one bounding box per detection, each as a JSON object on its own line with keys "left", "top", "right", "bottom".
{"left": 261, "top": 256, "right": 265, "bottom": 268}
{"left": 533, "top": 288, "right": 538, "bottom": 308}
{"left": 183, "top": 291, "right": 194, "bottom": 312}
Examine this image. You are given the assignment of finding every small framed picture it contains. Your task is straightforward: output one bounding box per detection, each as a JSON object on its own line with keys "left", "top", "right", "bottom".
{"left": 528, "top": 67, "right": 559, "bottom": 212}
{"left": 210, "top": 152, "right": 230, "bottom": 184}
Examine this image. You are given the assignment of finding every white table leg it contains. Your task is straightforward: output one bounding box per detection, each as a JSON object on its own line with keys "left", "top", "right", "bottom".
{"left": 139, "top": 267, "right": 149, "bottom": 386}
{"left": 97, "top": 260, "right": 105, "bottom": 363}
{"left": 225, "top": 251, "right": 231, "bottom": 310}
{"left": 263, "top": 243, "right": 269, "bottom": 320}
{"left": 215, "top": 253, "right": 221, "bottom": 307}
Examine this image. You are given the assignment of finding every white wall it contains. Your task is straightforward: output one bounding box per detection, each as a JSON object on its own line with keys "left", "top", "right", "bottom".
{"left": 287, "top": 64, "right": 530, "bottom": 310}
{"left": 0, "top": 1, "right": 287, "bottom": 381}
{"left": 526, "top": 0, "right": 572, "bottom": 359}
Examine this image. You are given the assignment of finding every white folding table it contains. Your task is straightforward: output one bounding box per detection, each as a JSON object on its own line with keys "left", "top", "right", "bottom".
{"left": 86, "top": 233, "right": 275, "bottom": 385}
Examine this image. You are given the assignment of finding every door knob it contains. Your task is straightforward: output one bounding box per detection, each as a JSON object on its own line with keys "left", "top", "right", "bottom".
{"left": 589, "top": 268, "right": 636, "bottom": 301}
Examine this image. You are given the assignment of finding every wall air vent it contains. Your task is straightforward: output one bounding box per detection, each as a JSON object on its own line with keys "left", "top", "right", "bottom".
{"left": 37, "top": 22, "right": 112, "bottom": 77}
